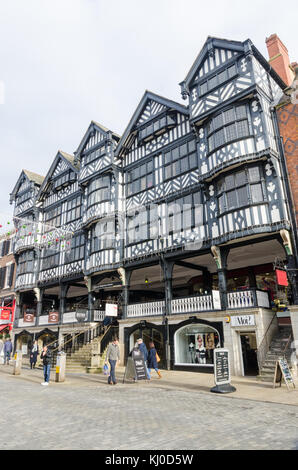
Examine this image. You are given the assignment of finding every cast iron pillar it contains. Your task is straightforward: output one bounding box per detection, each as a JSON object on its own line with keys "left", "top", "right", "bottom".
{"left": 160, "top": 257, "right": 174, "bottom": 370}
{"left": 211, "top": 246, "right": 230, "bottom": 311}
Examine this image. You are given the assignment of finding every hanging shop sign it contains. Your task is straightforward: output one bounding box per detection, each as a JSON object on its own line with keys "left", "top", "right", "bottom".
{"left": 273, "top": 358, "right": 295, "bottom": 390}
{"left": 275, "top": 269, "right": 288, "bottom": 287}
{"left": 210, "top": 348, "right": 236, "bottom": 394}
{"left": 105, "top": 303, "right": 118, "bottom": 317}
{"left": 24, "top": 312, "right": 35, "bottom": 323}
{"left": 0, "top": 308, "right": 11, "bottom": 321}
{"left": 75, "top": 310, "right": 88, "bottom": 322}
{"left": 48, "top": 311, "right": 59, "bottom": 323}
{"left": 231, "top": 315, "right": 255, "bottom": 327}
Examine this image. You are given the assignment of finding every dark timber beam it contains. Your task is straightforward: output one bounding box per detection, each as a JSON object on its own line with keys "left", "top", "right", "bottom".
{"left": 175, "top": 260, "right": 208, "bottom": 272}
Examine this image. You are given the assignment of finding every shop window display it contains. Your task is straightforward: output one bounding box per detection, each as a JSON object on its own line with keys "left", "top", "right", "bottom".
{"left": 174, "top": 324, "right": 221, "bottom": 367}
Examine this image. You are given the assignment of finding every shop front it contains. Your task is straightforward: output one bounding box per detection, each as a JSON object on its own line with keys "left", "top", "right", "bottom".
{"left": 170, "top": 318, "right": 224, "bottom": 372}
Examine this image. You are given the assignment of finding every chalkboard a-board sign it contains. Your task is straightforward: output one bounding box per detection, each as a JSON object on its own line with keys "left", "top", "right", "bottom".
{"left": 210, "top": 348, "right": 236, "bottom": 394}
{"left": 122, "top": 349, "right": 147, "bottom": 383}
{"left": 273, "top": 359, "right": 295, "bottom": 390}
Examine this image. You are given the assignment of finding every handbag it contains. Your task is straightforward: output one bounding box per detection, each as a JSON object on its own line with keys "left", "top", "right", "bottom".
{"left": 155, "top": 352, "right": 161, "bottom": 363}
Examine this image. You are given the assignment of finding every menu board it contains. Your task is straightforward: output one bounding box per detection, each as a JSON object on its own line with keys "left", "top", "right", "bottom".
{"left": 132, "top": 349, "right": 147, "bottom": 381}
{"left": 214, "top": 348, "right": 231, "bottom": 386}
{"left": 273, "top": 359, "right": 295, "bottom": 390}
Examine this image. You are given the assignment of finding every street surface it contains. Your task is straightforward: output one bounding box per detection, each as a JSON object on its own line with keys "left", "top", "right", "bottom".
{"left": 0, "top": 366, "right": 297, "bottom": 450}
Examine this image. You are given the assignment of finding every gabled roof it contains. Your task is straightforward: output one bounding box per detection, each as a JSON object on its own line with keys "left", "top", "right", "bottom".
{"left": 180, "top": 36, "right": 246, "bottom": 91}
{"left": 37, "top": 150, "right": 79, "bottom": 200}
{"left": 75, "top": 120, "right": 121, "bottom": 158}
{"left": 115, "top": 90, "right": 188, "bottom": 157}
{"left": 10, "top": 169, "right": 44, "bottom": 203}
{"left": 180, "top": 36, "right": 286, "bottom": 94}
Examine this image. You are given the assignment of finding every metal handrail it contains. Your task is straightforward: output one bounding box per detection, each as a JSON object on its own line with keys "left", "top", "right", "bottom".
{"left": 282, "top": 332, "right": 293, "bottom": 358}
{"left": 256, "top": 312, "right": 278, "bottom": 372}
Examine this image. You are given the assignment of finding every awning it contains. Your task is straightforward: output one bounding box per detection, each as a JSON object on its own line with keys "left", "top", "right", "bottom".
{"left": 0, "top": 324, "right": 9, "bottom": 332}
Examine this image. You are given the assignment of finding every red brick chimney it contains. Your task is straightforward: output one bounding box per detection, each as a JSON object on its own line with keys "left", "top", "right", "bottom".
{"left": 265, "top": 34, "right": 294, "bottom": 86}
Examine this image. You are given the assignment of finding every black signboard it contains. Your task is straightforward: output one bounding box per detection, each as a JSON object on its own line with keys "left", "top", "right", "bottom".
{"left": 273, "top": 359, "right": 295, "bottom": 390}
{"left": 132, "top": 349, "right": 147, "bottom": 381}
{"left": 211, "top": 348, "right": 236, "bottom": 394}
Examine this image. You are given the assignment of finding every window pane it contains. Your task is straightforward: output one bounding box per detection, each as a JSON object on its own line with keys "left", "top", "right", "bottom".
{"left": 237, "top": 119, "right": 249, "bottom": 137}
{"left": 200, "top": 82, "right": 208, "bottom": 95}
{"left": 228, "top": 64, "right": 236, "bottom": 77}
{"left": 180, "top": 143, "right": 187, "bottom": 157}
{"left": 213, "top": 114, "right": 223, "bottom": 130}
{"left": 208, "top": 75, "right": 217, "bottom": 89}
{"left": 218, "top": 179, "right": 225, "bottom": 193}
{"left": 165, "top": 165, "right": 172, "bottom": 179}
{"left": 225, "top": 174, "right": 235, "bottom": 190}
{"left": 172, "top": 147, "right": 179, "bottom": 161}
{"left": 225, "top": 123, "right": 237, "bottom": 141}
{"left": 237, "top": 186, "right": 247, "bottom": 206}
{"left": 165, "top": 151, "right": 171, "bottom": 164}
{"left": 189, "top": 153, "right": 197, "bottom": 169}
{"left": 214, "top": 129, "right": 225, "bottom": 148}
{"left": 251, "top": 183, "right": 263, "bottom": 203}
{"left": 236, "top": 105, "right": 247, "bottom": 119}
{"left": 248, "top": 167, "right": 260, "bottom": 182}
{"left": 224, "top": 108, "right": 235, "bottom": 124}
{"left": 141, "top": 176, "right": 146, "bottom": 191}
{"left": 179, "top": 156, "right": 188, "bottom": 172}
{"left": 208, "top": 136, "right": 214, "bottom": 152}
{"left": 235, "top": 170, "right": 246, "bottom": 186}
{"left": 219, "top": 195, "right": 225, "bottom": 212}
{"left": 174, "top": 160, "right": 180, "bottom": 174}
{"left": 188, "top": 140, "right": 196, "bottom": 153}
{"left": 227, "top": 190, "right": 237, "bottom": 209}
{"left": 153, "top": 121, "right": 159, "bottom": 132}
{"left": 218, "top": 70, "right": 227, "bottom": 84}
{"left": 147, "top": 174, "right": 153, "bottom": 188}
{"left": 147, "top": 160, "right": 153, "bottom": 173}
{"left": 140, "top": 164, "right": 146, "bottom": 177}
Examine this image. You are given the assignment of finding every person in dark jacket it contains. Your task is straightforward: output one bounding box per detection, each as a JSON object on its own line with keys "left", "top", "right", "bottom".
{"left": 30, "top": 340, "right": 39, "bottom": 369}
{"left": 3, "top": 338, "right": 13, "bottom": 365}
{"left": 137, "top": 338, "right": 150, "bottom": 380}
{"left": 147, "top": 342, "right": 162, "bottom": 379}
{"left": 40, "top": 345, "right": 52, "bottom": 386}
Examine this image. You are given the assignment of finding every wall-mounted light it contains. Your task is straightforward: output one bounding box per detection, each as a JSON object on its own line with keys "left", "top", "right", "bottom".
{"left": 145, "top": 278, "right": 149, "bottom": 284}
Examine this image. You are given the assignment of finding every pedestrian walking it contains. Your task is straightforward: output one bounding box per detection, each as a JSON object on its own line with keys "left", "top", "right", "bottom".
{"left": 137, "top": 338, "right": 150, "bottom": 380}
{"left": 3, "top": 338, "right": 13, "bottom": 365}
{"left": 40, "top": 345, "right": 52, "bottom": 386}
{"left": 147, "top": 342, "right": 162, "bottom": 379}
{"left": 105, "top": 337, "right": 120, "bottom": 385}
{"left": 30, "top": 340, "right": 39, "bottom": 369}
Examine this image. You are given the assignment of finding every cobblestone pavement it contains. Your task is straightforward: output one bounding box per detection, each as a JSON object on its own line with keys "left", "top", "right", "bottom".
{"left": 0, "top": 367, "right": 297, "bottom": 450}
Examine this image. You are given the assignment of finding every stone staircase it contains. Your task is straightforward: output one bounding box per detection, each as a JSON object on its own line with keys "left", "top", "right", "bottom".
{"left": 257, "top": 326, "right": 293, "bottom": 383}
{"left": 65, "top": 337, "right": 107, "bottom": 374}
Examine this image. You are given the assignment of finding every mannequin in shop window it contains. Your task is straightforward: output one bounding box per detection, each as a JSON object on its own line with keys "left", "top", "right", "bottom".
{"left": 188, "top": 340, "right": 195, "bottom": 363}
{"left": 195, "top": 334, "right": 206, "bottom": 364}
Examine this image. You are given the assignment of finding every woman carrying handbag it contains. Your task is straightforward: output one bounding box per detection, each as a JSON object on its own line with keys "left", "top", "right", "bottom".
{"left": 147, "top": 342, "right": 162, "bottom": 379}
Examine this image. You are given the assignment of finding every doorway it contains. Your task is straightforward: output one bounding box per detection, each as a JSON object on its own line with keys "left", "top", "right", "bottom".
{"left": 129, "top": 326, "right": 164, "bottom": 367}
{"left": 240, "top": 332, "right": 259, "bottom": 376}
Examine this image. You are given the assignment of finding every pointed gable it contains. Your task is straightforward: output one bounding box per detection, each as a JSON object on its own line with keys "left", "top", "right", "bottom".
{"left": 37, "top": 150, "right": 78, "bottom": 200}
{"left": 180, "top": 37, "right": 246, "bottom": 94}
{"left": 115, "top": 90, "right": 188, "bottom": 157}
{"left": 75, "top": 121, "right": 120, "bottom": 158}
{"left": 10, "top": 169, "right": 44, "bottom": 203}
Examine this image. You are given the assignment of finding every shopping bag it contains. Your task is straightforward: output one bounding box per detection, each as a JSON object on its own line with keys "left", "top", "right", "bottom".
{"left": 103, "top": 363, "right": 109, "bottom": 375}
{"left": 156, "top": 352, "right": 161, "bottom": 363}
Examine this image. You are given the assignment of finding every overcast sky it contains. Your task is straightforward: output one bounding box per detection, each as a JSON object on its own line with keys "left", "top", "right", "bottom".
{"left": 0, "top": 0, "right": 296, "bottom": 219}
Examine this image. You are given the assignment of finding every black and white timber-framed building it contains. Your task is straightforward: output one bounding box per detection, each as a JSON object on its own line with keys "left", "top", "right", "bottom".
{"left": 9, "top": 36, "right": 298, "bottom": 376}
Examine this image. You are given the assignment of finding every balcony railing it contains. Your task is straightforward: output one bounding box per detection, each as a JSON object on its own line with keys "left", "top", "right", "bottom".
{"left": 127, "top": 301, "right": 165, "bottom": 318}
{"left": 126, "top": 289, "right": 271, "bottom": 318}
{"left": 171, "top": 295, "right": 214, "bottom": 314}
{"left": 227, "top": 289, "right": 270, "bottom": 309}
